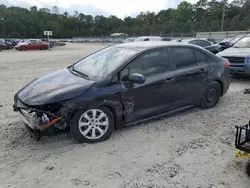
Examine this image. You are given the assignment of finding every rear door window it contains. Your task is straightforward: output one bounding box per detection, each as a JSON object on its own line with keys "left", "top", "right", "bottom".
{"left": 171, "top": 47, "right": 196, "bottom": 69}
{"left": 195, "top": 50, "right": 207, "bottom": 63}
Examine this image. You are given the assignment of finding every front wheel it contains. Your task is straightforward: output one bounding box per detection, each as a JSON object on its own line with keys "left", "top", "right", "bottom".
{"left": 40, "top": 46, "right": 46, "bottom": 50}
{"left": 70, "top": 106, "right": 114, "bottom": 143}
{"left": 201, "top": 81, "right": 221, "bottom": 109}
{"left": 21, "top": 46, "right": 26, "bottom": 51}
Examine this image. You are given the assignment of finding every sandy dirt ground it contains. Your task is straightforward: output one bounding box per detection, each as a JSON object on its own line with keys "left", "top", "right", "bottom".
{"left": 1, "top": 43, "right": 250, "bottom": 188}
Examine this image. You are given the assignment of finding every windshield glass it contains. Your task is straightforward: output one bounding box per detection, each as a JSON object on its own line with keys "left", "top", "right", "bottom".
{"left": 230, "top": 36, "right": 243, "bottom": 44}
{"left": 233, "top": 36, "right": 250, "bottom": 48}
{"left": 125, "top": 38, "right": 134, "bottom": 42}
{"left": 221, "top": 38, "right": 233, "bottom": 43}
{"left": 72, "top": 46, "right": 139, "bottom": 79}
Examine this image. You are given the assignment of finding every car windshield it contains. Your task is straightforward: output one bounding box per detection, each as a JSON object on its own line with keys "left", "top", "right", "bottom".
{"left": 125, "top": 38, "right": 134, "bottom": 42}
{"left": 230, "top": 36, "right": 243, "bottom": 44}
{"left": 72, "top": 46, "right": 139, "bottom": 79}
{"left": 233, "top": 36, "right": 250, "bottom": 48}
{"left": 221, "top": 38, "right": 233, "bottom": 43}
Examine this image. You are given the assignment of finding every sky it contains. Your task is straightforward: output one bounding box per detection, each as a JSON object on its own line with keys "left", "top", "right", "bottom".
{"left": 1, "top": 0, "right": 199, "bottom": 18}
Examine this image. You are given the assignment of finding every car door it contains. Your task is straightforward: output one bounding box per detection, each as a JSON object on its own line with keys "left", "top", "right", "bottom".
{"left": 28, "top": 41, "right": 37, "bottom": 49}
{"left": 36, "top": 41, "right": 43, "bottom": 49}
{"left": 168, "top": 47, "right": 210, "bottom": 107}
{"left": 119, "top": 48, "right": 175, "bottom": 123}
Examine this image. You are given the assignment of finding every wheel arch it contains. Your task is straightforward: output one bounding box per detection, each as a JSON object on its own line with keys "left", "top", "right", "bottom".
{"left": 214, "top": 79, "right": 223, "bottom": 96}
{"left": 64, "top": 100, "right": 123, "bottom": 130}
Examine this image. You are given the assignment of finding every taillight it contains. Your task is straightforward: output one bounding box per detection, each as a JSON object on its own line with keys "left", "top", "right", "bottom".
{"left": 225, "top": 59, "right": 230, "bottom": 68}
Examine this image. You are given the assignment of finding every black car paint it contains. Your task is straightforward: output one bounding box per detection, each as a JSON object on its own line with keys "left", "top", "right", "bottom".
{"left": 14, "top": 42, "right": 230, "bottom": 131}
{"left": 16, "top": 69, "right": 96, "bottom": 106}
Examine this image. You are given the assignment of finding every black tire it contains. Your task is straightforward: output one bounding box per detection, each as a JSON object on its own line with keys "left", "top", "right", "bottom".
{"left": 201, "top": 81, "right": 221, "bottom": 109}
{"left": 246, "top": 160, "right": 250, "bottom": 177}
{"left": 70, "top": 106, "right": 114, "bottom": 143}
{"left": 40, "top": 46, "right": 46, "bottom": 50}
{"left": 21, "top": 46, "right": 26, "bottom": 51}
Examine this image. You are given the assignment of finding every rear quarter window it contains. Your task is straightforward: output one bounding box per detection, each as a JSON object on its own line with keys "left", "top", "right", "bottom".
{"left": 195, "top": 49, "right": 213, "bottom": 64}
{"left": 171, "top": 47, "right": 196, "bottom": 69}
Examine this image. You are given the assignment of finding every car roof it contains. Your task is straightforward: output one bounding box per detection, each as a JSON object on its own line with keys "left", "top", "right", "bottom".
{"left": 115, "top": 41, "right": 200, "bottom": 50}
{"left": 182, "top": 38, "right": 208, "bottom": 42}
{"left": 136, "top": 36, "right": 161, "bottom": 39}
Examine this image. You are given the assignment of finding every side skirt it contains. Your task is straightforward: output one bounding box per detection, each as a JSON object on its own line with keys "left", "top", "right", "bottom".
{"left": 125, "top": 105, "right": 196, "bottom": 127}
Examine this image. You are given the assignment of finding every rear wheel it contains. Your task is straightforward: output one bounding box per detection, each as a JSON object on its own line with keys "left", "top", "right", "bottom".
{"left": 201, "top": 81, "right": 221, "bottom": 109}
{"left": 40, "top": 46, "right": 46, "bottom": 50}
{"left": 21, "top": 46, "right": 26, "bottom": 51}
{"left": 70, "top": 106, "right": 114, "bottom": 143}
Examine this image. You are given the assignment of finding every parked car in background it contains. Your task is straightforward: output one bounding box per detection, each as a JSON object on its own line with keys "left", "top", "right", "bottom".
{"left": 41, "top": 39, "right": 54, "bottom": 48}
{"left": 217, "top": 34, "right": 250, "bottom": 76}
{"left": 161, "top": 37, "right": 172, "bottom": 41}
{"left": 15, "top": 40, "right": 49, "bottom": 51}
{"left": 219, "top": 36, "right": 244, "bottom": 50}
{"left": 123, "top": 37, "right": 137, "bottom": 43}
{"left": 13, "top": 42, "right": 231, "bottom": 143}
{"left": 206, "top": 38, "right": 217, "bottom": 44}
{"left": 17, "top": 39, "right": 27, "bottom": 44}
{"left": 134, "top": 36, "right": 172, "bottom": 42}
{"left": 53, "top": 40, "right": 66, "bottom": 46}
{"left": 219, "top": 37, "right": 234, "bottom": 50}
{"left": 0, "top": 42, "right": 8, "bottom": 51}
{"left": 0, "top": 39, "right": 13, "bottom": 49}
{"left": 181, "top": 38, "right": 222, "bottom": 54}
{"left": 5, "top": 39, "right": 18, "bottom": 47}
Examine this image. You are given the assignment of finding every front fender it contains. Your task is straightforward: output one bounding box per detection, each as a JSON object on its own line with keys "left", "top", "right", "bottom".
{"left": 60, "top": 99, "right": 124, "bottom": 129}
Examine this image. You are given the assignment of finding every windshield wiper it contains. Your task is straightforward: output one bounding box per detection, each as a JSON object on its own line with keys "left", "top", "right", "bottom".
{"left": 69, "top": 66, "right": 89, "bottom": 80}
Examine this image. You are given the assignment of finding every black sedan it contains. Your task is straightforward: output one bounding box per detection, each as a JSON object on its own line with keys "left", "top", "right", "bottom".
{"left": 0, "top": 39, "right": 12, "bottom": 50}
{"left": 13, "top": 42, "right": 231, "bottom": 143}
{"left": 181, "top": 39, "right": 222, "bottom": 54}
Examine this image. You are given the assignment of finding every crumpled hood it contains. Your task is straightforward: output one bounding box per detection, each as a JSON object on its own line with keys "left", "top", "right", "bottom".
{"left": 217, "top": 47, "right": 250, "bottom": 57}
{"left": 16, "top": 68, "right": 96, "bottom": 106}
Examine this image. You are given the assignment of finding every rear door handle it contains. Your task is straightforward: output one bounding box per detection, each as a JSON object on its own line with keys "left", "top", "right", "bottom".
{"left": 164, "top": 78, "right": 175, "bottom": 83}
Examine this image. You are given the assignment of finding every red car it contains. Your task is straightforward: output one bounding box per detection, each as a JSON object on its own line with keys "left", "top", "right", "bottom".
{"left": 15, "top": 40, "right": 49, "bottom": 51}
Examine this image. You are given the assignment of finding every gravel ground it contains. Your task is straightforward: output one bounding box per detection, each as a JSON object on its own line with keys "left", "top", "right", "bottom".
{"left": 0, "top": 43, "right": 250, "bottom": 188}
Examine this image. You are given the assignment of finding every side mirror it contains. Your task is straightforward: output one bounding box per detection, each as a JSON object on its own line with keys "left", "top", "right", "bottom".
{"left": 127, "top": 73, "right": 145, "bottom": 84}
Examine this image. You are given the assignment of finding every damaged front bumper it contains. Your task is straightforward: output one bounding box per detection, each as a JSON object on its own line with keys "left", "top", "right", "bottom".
{"left": 13, "top": 98, "right": 65, "bottom": 140}
{"left": 18, "top": 108, "right": 62, "bottom": 131}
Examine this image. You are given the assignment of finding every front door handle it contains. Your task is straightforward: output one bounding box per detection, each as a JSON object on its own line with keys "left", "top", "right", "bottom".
{"left": 164, "top": 78, "right": 175, "bottom": 83}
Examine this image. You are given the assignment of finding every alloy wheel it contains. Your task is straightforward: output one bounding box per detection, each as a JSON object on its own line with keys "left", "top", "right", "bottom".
{"left": 78, "top": 109, "right": 109, "bottom": 140}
